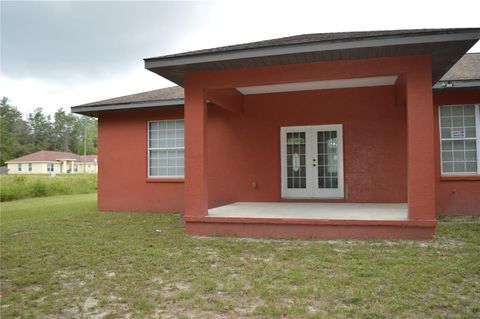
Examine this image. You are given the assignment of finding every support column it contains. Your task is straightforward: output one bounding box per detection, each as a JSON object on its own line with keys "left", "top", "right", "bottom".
{"left": 406, "top": 59, "right": 436, "bottom": 221}
{"left": 184, "top": 84, "right": 208, "bottom": 217}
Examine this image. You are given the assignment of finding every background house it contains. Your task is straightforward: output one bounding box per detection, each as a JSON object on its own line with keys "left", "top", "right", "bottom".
{"left": 6, "top": 151, "right": 98, "bottom": 174}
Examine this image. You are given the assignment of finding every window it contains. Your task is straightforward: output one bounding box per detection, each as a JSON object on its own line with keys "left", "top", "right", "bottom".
{"left": 74, "top": 164, "right": 78, "bottom": 172}
{"left": 148, "top": 119, "right": 184, "bottom": 177}
{"left": 439, "top": 104, "right": 480, "bottom": 175}
{"left": 28, "top": 163, "right": 32, "bottom": 172}
{"left": 18, "top": 164, "right": 22, "bottom": 171}
{"left": 47, "top": 163, "right": 54, "bottom": 172}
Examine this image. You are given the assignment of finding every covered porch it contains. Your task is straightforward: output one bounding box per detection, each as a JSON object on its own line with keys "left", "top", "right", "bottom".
{"left": 142, "top": 30, "right": 480, "bottom": 239}
{"left": 178, "top": 55, "right": 437, "bottom": 239}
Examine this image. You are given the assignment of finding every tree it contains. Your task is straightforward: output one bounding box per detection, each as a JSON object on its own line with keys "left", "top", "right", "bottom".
{"left": 27, "top": 108, "right": 53, "bottom": 151}
{"left": 0, "top": 97, "right": 29, "bottom": 165}
{"left": 72, "top": 116, "right": 98, "bottom": 155}
{"left": 52, "top": 108, "right": 77, "bottom": 152}
{"left": 1, "top": 97, "right": 98, "bottom": 165}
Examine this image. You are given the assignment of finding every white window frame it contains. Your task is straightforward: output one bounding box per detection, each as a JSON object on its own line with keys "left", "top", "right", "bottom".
{"left": 28, "top": 163, "right": 32, "bottom": 171}
{"left": 47, "top": 163, "right": 54, "bottom": 172}
{"left": 147, "top": 119, "right": 185, "bottom": 178}
{"left": 439, "top": 104, "right": 480, "bottom": 175}
{"left": 18, "top": 164, "right": 22, "bottom": 172}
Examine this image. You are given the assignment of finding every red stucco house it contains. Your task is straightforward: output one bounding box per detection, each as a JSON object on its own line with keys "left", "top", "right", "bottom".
{"left": 72, "top": 29, "right": 480, "bottom": 239}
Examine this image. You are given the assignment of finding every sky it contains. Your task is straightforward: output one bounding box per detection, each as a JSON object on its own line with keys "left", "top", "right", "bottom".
{"left": 1, "top": 0, "right": 480, "bottom": 115}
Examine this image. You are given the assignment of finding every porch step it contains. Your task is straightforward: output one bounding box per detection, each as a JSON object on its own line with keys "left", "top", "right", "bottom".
{"left": 185, "top": 216, "right": 436, "bottom": 240}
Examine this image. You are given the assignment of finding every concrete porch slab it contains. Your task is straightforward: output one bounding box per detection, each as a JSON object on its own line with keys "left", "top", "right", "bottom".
{"left": 208, "top": 202, "right": 408, "bottom": 220}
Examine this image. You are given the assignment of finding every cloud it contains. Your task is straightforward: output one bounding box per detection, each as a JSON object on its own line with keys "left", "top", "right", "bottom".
{"left": 0, "top": 67, "right": 172, "bottom": 115}
{"left": 1, "top": 1, "right": 207, "bottom": 82}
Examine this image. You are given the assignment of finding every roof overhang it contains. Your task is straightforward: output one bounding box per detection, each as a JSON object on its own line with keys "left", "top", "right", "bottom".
{"left": 145, "top": 30, "right": 480, "bottom": 86}
{"left": 71, "top": 98, "right": 184, "bottom": 117}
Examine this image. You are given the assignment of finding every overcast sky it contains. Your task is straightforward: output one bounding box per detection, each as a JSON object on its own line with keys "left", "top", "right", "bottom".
{"left": 1, "top": 0, "right": 480, "bottom": 115}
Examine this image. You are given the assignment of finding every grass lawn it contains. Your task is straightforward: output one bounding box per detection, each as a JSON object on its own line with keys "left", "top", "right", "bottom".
{"left": 1, "top": 194, "right": 479, "bottom": 318}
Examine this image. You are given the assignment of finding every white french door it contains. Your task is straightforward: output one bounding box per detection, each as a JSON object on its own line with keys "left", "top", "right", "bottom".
{"left": 281, "top": 124, "right": 344, "bottom": 199}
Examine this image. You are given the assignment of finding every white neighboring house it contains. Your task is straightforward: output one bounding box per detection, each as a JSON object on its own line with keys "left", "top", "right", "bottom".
{"left": 6, "top": 151, "right": 98, "bottom": 174}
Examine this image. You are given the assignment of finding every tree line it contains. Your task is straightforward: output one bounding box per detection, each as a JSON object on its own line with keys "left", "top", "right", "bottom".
{"left": 0, "top": 97, "right": 98, "bottom": 166}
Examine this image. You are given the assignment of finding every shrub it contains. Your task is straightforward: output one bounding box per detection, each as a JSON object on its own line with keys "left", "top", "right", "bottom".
{"left": 0, "top": 174, "right": 98, "bottom": 202}
{"left": 31, "top": 181, "right": 48, "bottom": 197}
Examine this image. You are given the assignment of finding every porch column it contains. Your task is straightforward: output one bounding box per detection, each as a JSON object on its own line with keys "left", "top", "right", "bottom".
{"left": 406, "top": 60, "right": 436, "bottom": 221}
{"left": 184, "top": 84, "right": 208, "bottom": 217}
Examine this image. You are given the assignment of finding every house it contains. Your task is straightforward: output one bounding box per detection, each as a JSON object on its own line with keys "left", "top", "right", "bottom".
{"left": 6, "top": 151, "right": 98, "bottom": 174}
{"left": 72, "top": 29, "right": 480, "bottom": 240}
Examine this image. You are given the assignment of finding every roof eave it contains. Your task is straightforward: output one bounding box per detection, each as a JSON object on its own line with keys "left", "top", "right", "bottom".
{"left": 71, "top": 98, "right": 185, "bottom": 117}
{"left": 145, "top": 31, "right": 480, "bottom": 70}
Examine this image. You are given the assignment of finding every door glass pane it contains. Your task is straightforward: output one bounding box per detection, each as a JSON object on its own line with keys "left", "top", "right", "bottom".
{"left": 317, "top": 131, "right": 338, "bottom": 189}
{"left": 286, "top": 132, "right": 306, "bottom": 188}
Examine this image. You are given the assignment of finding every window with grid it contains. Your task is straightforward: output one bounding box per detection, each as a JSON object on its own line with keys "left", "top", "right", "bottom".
{"left": 28, "top": 163, "right": 32, "bottom": 172}
{"left": 47, "top": 163, "right": 54, "bottom": 172}
{"left": 439, "top": 104, "right": 480, "bottom": 174}
{"left": 148, "top": 119, "right": 184, "bottom": 178}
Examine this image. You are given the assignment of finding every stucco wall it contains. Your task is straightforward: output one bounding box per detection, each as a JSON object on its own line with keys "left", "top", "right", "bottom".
{"left": 7, "top": 162, "right": 59, "bottom": 174}
{"left": 6, "top": 162, "right": 96, "bottom": 174}
{"left": 76, "top": 162, "right": 98, "bottom": 174}
{"left": 98, "top": 108, "right": 184, "bottom": 212}
{"left": 95, "top": 85, "right": 479, "bottom": 216}
{"left": 206, "top": 85, "right": 407, "bottom": 208}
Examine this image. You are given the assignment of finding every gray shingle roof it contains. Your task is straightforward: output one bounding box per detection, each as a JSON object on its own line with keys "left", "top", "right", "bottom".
{"left": 77, "top": 86, "right": 184, "bottom": 107}
{"left": 440, "top": 53, "right": 480, "bottom": 81}
{"left": 74, "top": 52, "right": 479, "bottom": 112}
{"left": 73, "top": 29, "right": 480, "bottom": 116}
{"left": 152, "top": 29, "right": 478, "bottom": 60}
{"left": 6, "top": 151, "right": 97, "bottom": 163}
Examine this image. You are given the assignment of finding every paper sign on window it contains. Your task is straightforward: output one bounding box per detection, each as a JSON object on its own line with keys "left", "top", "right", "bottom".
{"left": 451, "top": 127, "right": 465, "bottom": 138}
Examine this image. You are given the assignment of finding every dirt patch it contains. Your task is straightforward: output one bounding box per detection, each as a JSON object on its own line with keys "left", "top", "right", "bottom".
{"left": 83, "top": 296, "right": 98, "bottom": 310}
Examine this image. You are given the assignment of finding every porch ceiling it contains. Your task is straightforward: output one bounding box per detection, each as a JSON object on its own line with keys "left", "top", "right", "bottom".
{"left": 236, "top": 75, "right": 398, "bottom": 95}
{"left": 208, "top": 202, "right": 408, "bottom": 221}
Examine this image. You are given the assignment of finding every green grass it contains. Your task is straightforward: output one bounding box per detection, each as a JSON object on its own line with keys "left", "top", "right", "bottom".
{"left": 1, "top": 194, "right": 479, "bottom": 318}
{"left": 0, "top": 174, "right": 97, "bottom": 202}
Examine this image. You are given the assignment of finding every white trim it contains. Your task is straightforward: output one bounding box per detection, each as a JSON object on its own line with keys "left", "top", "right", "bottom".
{"left": 476, "top": 105, "right": 480, "bottom": 174}
{"left": 237, "top": 76, "right": 398, "bottom": 95}
{"left": 438, "top": 104, "right": 480, "bottom": 176}
{"left": 280, "top": 124, "right": 344, "bottom": 199}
